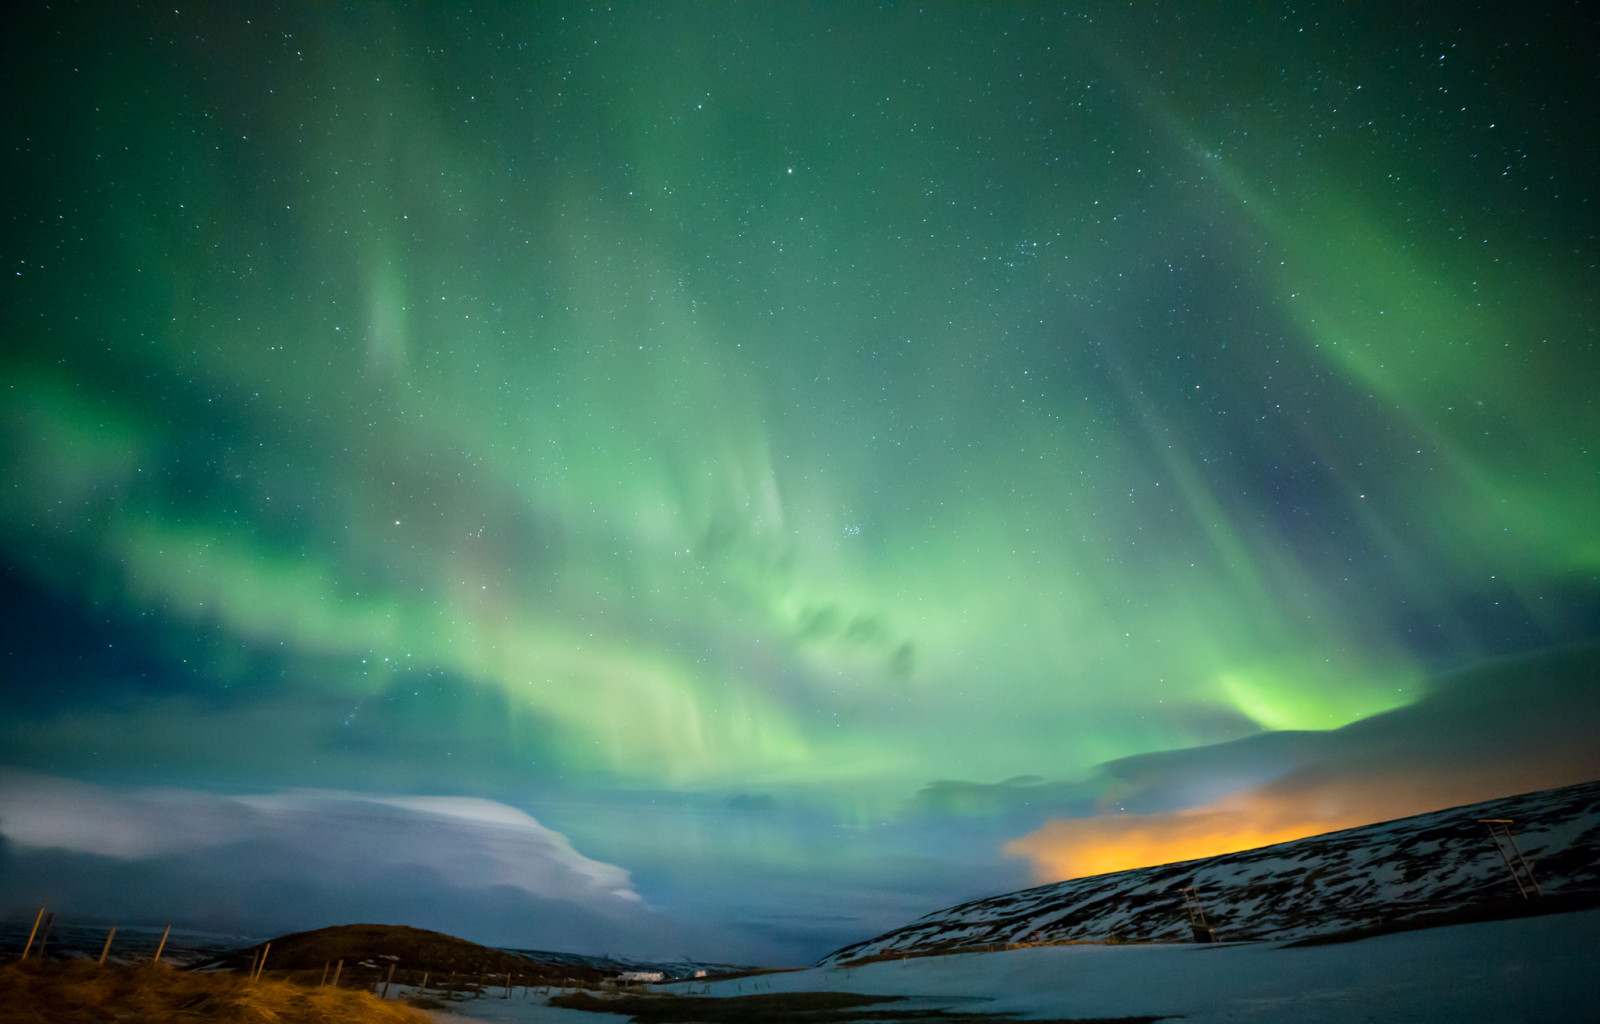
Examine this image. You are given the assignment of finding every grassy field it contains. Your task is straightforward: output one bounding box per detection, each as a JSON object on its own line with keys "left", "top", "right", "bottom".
{"left": 0, "top": 958, "right": 430, "bottom": 1024}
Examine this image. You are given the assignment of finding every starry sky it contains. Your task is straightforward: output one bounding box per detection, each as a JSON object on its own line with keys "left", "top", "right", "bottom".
{"left": 2, "top": 3, "right": 1597, "bottom": 964}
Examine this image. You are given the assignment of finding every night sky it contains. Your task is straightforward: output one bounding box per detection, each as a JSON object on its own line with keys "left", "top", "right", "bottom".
{"left": 2, "top": 3, "right": 1597, "bottom": 963}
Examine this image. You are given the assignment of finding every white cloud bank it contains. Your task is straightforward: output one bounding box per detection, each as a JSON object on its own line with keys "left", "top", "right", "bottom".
{"left": 0, "top": 771, "right": 638, "bottom": 906}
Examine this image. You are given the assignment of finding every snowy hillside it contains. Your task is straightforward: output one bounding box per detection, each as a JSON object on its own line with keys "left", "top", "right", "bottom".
{"left": 823, "top": 779, "right": 1600, "bottom": 963}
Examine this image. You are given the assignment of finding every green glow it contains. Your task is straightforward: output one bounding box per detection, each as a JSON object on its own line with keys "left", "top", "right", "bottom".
{"left": 1, "top": 4, "right": 1593, "bottom": 810}
{"left": 1141, "top": 81, "right": 1599, "bottom": 594}
{"left": 1217, "top": 661, "right": 1421, "bottom": 733}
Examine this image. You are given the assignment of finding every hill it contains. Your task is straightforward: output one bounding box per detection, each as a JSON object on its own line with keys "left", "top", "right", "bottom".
{"left": 822, "top": 778, "right": 1600, "bottom": 964}
{"left": 214, "top": 923, "right": 611, "bottom": 991}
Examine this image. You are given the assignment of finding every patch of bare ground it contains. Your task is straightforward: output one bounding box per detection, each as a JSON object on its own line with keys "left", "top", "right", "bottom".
{"left": 0, "top": 958, "right": 429, "bottom": 1024}
{"left": 549, "top": 990, "right": 1166, "bottom": 1024}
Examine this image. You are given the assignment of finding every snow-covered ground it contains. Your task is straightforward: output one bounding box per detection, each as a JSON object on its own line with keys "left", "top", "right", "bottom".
{"left": 428, "top": 907, "right": 1600, "bottom": 1024}
{"left": 824, "top": 779, "right": 1600, "bottom": 960}
{"left": 421, "top": 990, "right": 604, "bottom": 1024}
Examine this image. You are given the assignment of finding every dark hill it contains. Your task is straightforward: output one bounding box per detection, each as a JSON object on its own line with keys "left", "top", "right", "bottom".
{"left": 219, "top": 923, "right": 608, "bottom": 988}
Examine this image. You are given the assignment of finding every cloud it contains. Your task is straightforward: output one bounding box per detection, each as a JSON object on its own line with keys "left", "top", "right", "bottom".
{"left": 1006, "top": 644, "right": 1600, "bottom": 882}
{"left": 0, "top": 772, "right": 639, "bottom": 910}
{"left": 0, "top": 771, "right": 1026, "bottom": 964}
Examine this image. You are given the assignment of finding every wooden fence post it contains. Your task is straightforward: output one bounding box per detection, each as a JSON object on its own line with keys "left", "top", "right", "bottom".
{"left": 382, "top": 961, "right": 396, "bottom": 999}
{"left": 1179, "top": 887, "right": 1217, "bottom": 942}
{"left": 36, "top": 913, "right": 56, "bottom": 959}
{"left": 254, "top": 942, "right": 271, "bottom": 982}
{"left": 20, "top": 907, "right": 45, "bottom": 961}
{"left": 152, "top": 925, "right": 171, "bottom": 965}
{"left": 331, "top": 959, "right": 343, "bottom": 988}
{"left": 320, "top": 961, "right": 330, "bottom": 987}
{"left": 98, "top": 925, "right": 117, "bottom": 966}
{"left": 1479, "top": 819, "right": 1543, "bottom": 898}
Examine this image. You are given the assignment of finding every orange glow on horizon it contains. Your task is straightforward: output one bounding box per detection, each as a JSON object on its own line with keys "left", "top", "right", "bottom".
{"left": 1003, "top": 762, "right": 1598, "bottom": 883}
{"left": 1003, "top": 799, "right": 1363, "bottom": 881}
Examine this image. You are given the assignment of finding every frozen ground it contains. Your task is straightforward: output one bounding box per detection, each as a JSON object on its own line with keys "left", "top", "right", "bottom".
{"left": 426, "top": 907, "right": 1600, "bottom": 1024}
{"left": 824, "top": 779, "right": 1600, "bottom": 961}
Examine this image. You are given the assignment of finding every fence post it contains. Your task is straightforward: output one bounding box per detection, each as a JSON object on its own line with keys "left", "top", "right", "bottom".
{"left": 37, "top": 913, "right": 56, "bottom": 959}
{"left": 331, "top": 959, "right": 343, "bottom": 988}
{"left": 20, "top": 907, "right": 45, "bottom": 961}
{"left": 1479, "top": 819, "right": 1543, "bottom": 898}
{"left": 98, "top": 925, "right": 118, "bottom": 966}
{"left": 1179, "top": 887, "right": 1217, "bottom": 942}
{"left": 152, "top": 925, "right": 171, "bottom": 965}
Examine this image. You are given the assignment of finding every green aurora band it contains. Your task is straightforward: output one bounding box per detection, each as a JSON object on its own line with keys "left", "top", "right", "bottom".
{"left": 2, "top": 5, "right": 1595, "bottom": 817}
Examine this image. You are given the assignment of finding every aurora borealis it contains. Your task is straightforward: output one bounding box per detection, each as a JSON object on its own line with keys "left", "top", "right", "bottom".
{"left": 2, "top": 3, "right": 1597, "bottom": 962}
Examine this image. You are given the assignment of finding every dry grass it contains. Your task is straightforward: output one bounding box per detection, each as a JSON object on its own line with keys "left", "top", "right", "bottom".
{"left": 0, "top": 958, "right": 430, "bottom": 1024}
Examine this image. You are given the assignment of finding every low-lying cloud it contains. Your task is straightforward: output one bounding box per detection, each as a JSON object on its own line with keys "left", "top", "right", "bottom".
{"left": 0, "top": 772, "right": 637, "bottom": 904}
{"left": 0, "top": 772, "right": 646, "bottom": 948}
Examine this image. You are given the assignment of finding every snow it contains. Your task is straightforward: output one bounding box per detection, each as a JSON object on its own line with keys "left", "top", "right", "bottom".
{"left": 735, "top": 909, "right": 1600, "bottom": 1023}
{"left": 422, "top": 908, "right": 1600, "bottom": 1024}
{"left": 414, "top": 985, "right": 606, "bottom": 1024}
{"left": 823, "top": 780, "right": 1600, "bottom": 960}
{"left": 421, "top": 782, "right": 1600, "bottom": 1023}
